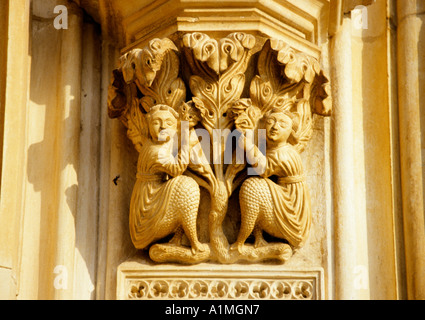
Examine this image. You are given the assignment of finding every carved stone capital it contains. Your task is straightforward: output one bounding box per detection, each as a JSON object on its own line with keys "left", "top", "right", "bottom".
{"left": 108, "top": 32, "right": 331, "bottom": 265}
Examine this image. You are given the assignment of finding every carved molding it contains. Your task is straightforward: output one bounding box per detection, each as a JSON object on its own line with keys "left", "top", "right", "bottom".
{"left": 117, "top": 263, "right": 325, "bottom": 300}
{"left": 88, "top": 0, "right": 333, "bottom": 56}
{"left": 108, "top": 32, "right": 331, "bottom": 265}
{"left": 128, "top": 279, "right": 316, "bottom": 300}
{"left": 76, "top": 1, "right": 374, "bottom": 54}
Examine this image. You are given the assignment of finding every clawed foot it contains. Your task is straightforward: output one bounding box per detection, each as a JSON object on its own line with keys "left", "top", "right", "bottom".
{"left": 191, "top": 243, "right": 209, "bottom": 255}
{"left": 229, "top": 242, "right": 246, "bottom": 255}
{"left": 254, "top": 237, "right": 268, "bottom": 249}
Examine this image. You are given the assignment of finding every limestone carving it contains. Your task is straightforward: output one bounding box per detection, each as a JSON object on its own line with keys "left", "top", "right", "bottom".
{"left": 232, "top": 107, "right": 311, "bottom": 255}
{"left": 108, "top": 32, "right": 331, "bottom": 264}
{"left": 128, "top": 278, "right": 315, "bottom": 300}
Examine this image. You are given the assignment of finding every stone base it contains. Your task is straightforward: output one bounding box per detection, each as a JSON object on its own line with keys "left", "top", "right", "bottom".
{"left": 117, "top": 257, "right": 325, "bottom": 300}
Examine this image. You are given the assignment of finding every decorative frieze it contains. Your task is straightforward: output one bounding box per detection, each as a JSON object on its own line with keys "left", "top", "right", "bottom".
{"left": 128, "top": 279, "right": 315, "bottom": 300}
{"left": 117, "top": 262, "right": 324, "bottom": 300}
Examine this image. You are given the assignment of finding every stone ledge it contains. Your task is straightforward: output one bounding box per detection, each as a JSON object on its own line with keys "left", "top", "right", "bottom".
{"left": 83, "top": 0, "right": 331, "bottom": 55}
{"left": 117, "top": 258, "right": 325, "bottom": 300}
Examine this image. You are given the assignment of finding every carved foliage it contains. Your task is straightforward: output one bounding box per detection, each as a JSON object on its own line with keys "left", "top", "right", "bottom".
{"left": 182, "top": 32, "right": 256, "bottom": 132}
{"left": 121, "top": 38, "right": 186, "bottom": 112}
{"left": 108, "top": 38, "right": 186, "bottom": 151}
{"left": 246, "top": 39, "right": 331, "bottom": 153}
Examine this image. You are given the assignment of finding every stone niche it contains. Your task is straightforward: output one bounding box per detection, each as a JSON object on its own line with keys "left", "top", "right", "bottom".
{"left": 106, "top": 0, "right": 333, "bottom": 300}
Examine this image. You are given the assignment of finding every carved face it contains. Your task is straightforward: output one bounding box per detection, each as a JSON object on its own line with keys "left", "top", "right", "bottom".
{"left": 265, "top": 113, "right": 293, "bottom": 144}
{"left": 149, "top": 110, "right": 178, "bottom": 143}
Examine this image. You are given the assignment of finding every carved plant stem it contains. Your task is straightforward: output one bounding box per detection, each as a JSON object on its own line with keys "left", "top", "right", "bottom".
{"left": 181, "top": 32, "right": 255, "bottom": 263}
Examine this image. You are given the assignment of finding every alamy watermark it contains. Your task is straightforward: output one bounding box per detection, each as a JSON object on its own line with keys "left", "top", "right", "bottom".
{"left": 53, "top": 265, "right": 68, "bottom": 290}
{"left": 352, "top": 1, "right": 377, "bottom": 31}
{"left": 53, "top": 5, "right": 68, "bottom": 30}
{"left": 157, "top": 122, "right": 267, "bottom": 176}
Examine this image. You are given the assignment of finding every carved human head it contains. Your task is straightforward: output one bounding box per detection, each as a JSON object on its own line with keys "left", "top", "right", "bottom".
{"left": 146, "top": 104, "right": 179, "bottom": 143}
{"left": 264, "top": 108, "right": 299, "bottom": 145}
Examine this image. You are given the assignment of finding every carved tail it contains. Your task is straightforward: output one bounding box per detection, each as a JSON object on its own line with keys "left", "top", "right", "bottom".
{"left": 208, "top": 181, "right": 230, "bottom": 263}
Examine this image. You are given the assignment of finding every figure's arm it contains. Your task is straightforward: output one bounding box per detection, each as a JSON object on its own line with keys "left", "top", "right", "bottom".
{"left": 238, "top": 133, "right": 268, "bottom": 176}
{"left": 126, "top": 104, "right": 149, "bottom": 152}
{"left": 157, "top": 132, "right": 191, "bottom": 177}
{"left": 189, "top": 149, "right": 216, "bottom": 186}
{"left": 161, "top": 160, "right": 188, "bottom": 177}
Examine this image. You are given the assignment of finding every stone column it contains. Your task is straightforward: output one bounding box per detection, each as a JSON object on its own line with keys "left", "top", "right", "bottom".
{"left": 0, "top": 0, "right": 31, "bottom": 300}
{"left": 397, "top": 0, "right": 425, "bottom": 300}
{"left": 95, "top": 40, "right": 119, "bottom": 301}
{"left": 73, "top": 21, "right": 102, "bottom": 300}
{"left": 53, "top": 9, "right": 83, "bottom": 300}
{"left": 330, "top": 16, "right": 370, "bottom": 300}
